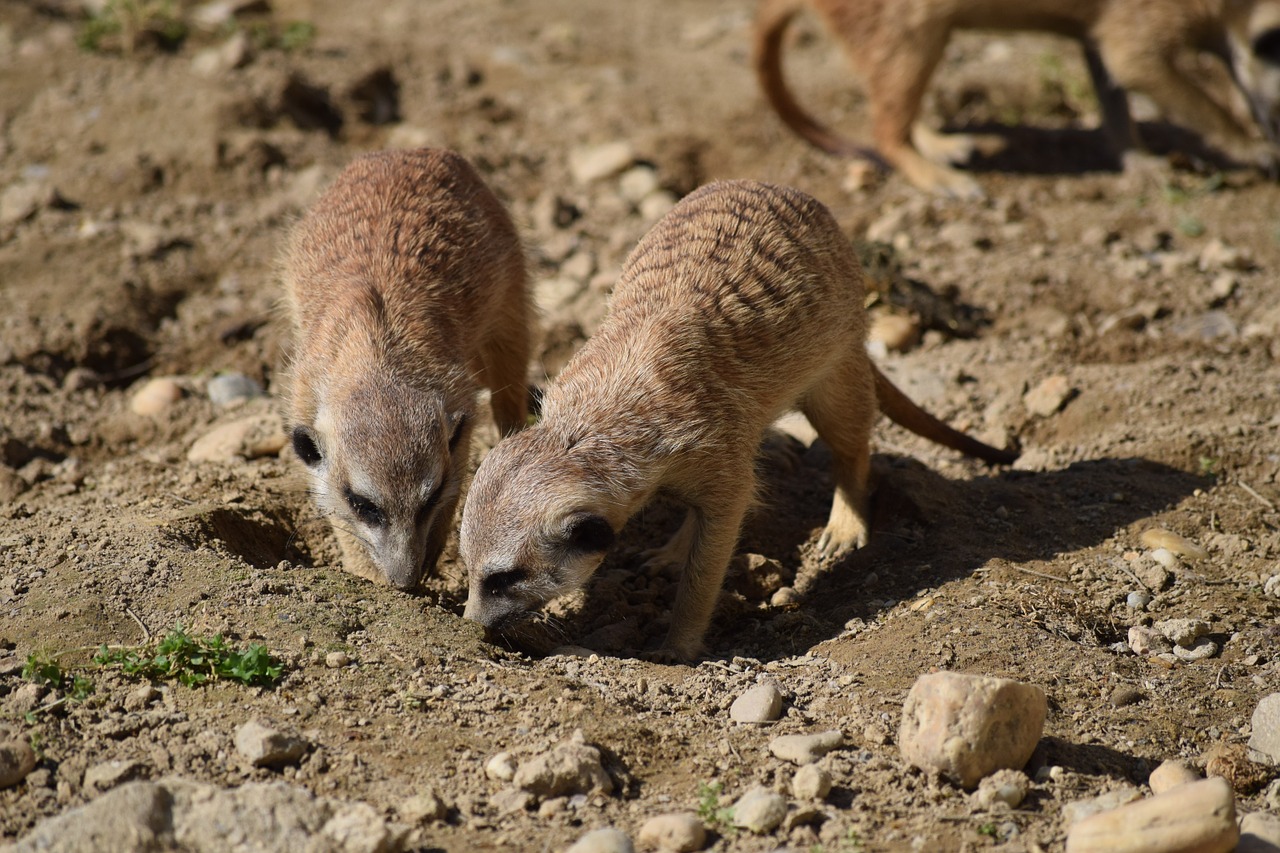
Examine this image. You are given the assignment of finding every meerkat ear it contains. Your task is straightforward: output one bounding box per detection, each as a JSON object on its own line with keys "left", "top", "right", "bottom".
{"left": 447, "top": 412, "right": 468, "bottom": 452}
{"left": 291, "top": 425, "right": 322, "bottom": 467}
{"left": 562, "top": 512, "right": 615, "bottom": 554}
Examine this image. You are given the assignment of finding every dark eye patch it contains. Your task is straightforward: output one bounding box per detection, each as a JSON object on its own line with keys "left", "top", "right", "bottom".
{"left": 483, "top": 567, "right": 526, "bottom": 598}
{"left": 344, "top": 487, "right": 385, "bottom": 527}
{"left": 291, "top": 426, "right": 322, "bottom": 466}
{"left": 1254, "top": 28, "right": 1280, "bottom": 64}
{"left": 562, "top": 513, "right": 615, "bottom": 554}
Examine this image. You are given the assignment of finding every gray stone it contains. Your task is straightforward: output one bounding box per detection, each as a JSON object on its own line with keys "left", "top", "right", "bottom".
{"left": 1238, "top": 811, "right": 1280, "bottom": 853}
{"left": 768, "top": 730, "right": 843, "bottom": 765}
{"left": 898, "top": 672, "right": 1046, "bottom": 789}
{"left": 730, "top": 786, "right": 787, "bottom": 834}
{"left": 636, "top": 812, "right": 706, "bottom": 852}
{"left": 206, "top": 372, "right": 264, "bottom": 406}
{"left": 1172, "top": 637, "right": 1219, "bottom": 661}
{"left": 566, "top": 827, "right": 634, "bottom": 853}
{"left": 234, "top": 718, "right": 309, "bottom": 768}
{"left": 0, "top": 739, "right": 36, "bottom": 789}
{"left": 84, "top": 759, "right": 144, "bottom": 793}
{"left": 730, "top": 683, "right": 783, "bottom": 724}
{"left": 512, "top": 731, "right": 612, "bottom": 799}
{"left": 1064, "top": 777, "right": 1238, "bottom": 853}
{"left": 1127, "top": 625, "right": 1172, "bottom": 656}
{"left": 1154, "top": 618, "right": 1210, "bottom": 648}
{"left": 1249, "top": 693, "right": 1280, "bottom": 764}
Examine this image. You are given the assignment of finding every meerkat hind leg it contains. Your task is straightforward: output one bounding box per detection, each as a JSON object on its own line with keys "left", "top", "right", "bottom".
{"left": 802, "top": 365, "right": 875, "bottom": 559}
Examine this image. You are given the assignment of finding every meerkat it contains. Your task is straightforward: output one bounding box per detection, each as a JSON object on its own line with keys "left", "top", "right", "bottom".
{"left": 754, "top": 0, "right": 1280, "bottom": 197}
{"left": 283, "top": 147, "right": 531, "bottom": 590}
{"left": 460, "top": 180, "right": 1017, "bottom": 661}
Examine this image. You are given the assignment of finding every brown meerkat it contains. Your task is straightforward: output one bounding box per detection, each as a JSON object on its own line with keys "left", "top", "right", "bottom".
{"left": 459, "top": 180, "right": 1017, "bottom": 661}
{"left": 283, "top": 147, "right": 531, "bottom": 590}
{"left": 753, "top": 0, "right": 1280, "bottom": 197}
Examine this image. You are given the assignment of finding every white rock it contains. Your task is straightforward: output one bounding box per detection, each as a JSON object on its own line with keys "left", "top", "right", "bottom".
{"left": 636, "top": 812, "right": 706, "bottom": 852}
{"left": 898, "top": 672, "right": 1046, "bottom": 789}
{"left": 1064, "top": 777, "right": 1238, "bottom": 853}
{"left": 1023, "top": 375, "right": 1074, "bottom": 417}
{"left": 1127, "top": 625, "right": 1172, "bottom": 656}
{"left": 1248, "top": 693, "right": 1280, "bottom": 765}
{"left": 638, "top": 191, "right": 678, "bottom": 222}
{"left": 1154, "top": 618, "right": 1210, "bottom": 648}
{"left": 791, "top": 764, "right": 831, "bottom": 800}
{"left": 569, "top": 141, "right": 635, "bottom": 184}
{"left": 399, "top": 790, "right": 448, "bottom": 823}
{"left": 730, "top": 683, "right": 783, "bottom": 724}
{"left": 1172, "top": 637, "right": 1218, "bottom": 661}
{"left": 730, "top": 786, "right": 787, "bottom": 834}
{"left": 972, "top": 769, "right": 1029, "bottom": 810}
{"left": 0, "top": 739, "right": 36, "bottom": 789}
{"left": 566, "top": 827, "right": 633, "bottom": 853}
{"left": 1149, "top": 548, "right": 1179, "bottom": 569}
{"left": 1239, "top": 811, "right": 1280, "bottom": 853}
{"left": 1148, "top": 759, "right": 1200, "bottom": 794}
{"left": 188, "top": 414, "right": 285, "bottom": 463}
{"left": 768, "top": 730, "right": 843, "bottom": 765}
{"left": 325, "top": 651, "right": 351, "bottom": 668}
{"left": 1263, "top": 575, "right": 1280, "bottom": 599}
{"left": 513, "top": 731, "right": 612, "bottom": 798}
{"left": 486, "top": 752, "right": 517, "bottom": 782}
{"left": 130, "top": 377, "right": 183, "bottom": 416}
{"left": 234, "top": 719, "right": 309, "bottom": 768}
{"left": 618, "top": 165, "right": 660, "bottom": 204}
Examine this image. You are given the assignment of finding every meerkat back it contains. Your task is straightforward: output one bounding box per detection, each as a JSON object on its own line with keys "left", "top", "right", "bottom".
{"left": 283, "top": 148, "right": 531, "bottom": 591}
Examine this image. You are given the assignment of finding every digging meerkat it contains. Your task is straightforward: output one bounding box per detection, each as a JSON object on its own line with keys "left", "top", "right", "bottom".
{"left": 283, "top": 147, "right": 532, "bottom": 590}
{"left": 460, "top": 180, "right": 1017, "bottom": 661}
{"left": 754, "top": 0, "right": 1280, "bottom": 197}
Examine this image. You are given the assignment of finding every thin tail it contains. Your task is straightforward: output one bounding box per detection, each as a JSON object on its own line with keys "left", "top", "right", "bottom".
{"left": 872, "top": 364, "right": 1019, "bottom": 465}
{"left": 752, "top": 0, "right": 882, "bottom": 162}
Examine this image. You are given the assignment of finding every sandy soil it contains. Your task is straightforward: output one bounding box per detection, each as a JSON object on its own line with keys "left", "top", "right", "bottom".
{"left": 1, "top": 1, "right": 1278, "bottom": 850}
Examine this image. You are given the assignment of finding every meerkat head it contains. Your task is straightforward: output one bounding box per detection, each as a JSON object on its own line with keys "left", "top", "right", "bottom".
{"left": 291, "top": 375, "right": 473, "bottom": 590}
{"left": 1227, "top": 0, "right": 1280, "bottom": 143}
{"left": 459, "top": 427, "right": 620, "bottom": 634}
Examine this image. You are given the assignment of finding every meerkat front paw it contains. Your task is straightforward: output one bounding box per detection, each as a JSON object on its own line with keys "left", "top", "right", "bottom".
{"left": 815, "top": 520, "right": 869, "bottom": 559}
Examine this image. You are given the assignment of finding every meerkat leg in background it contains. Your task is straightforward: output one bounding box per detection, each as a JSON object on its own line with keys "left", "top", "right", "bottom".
{"left": 481, "top": 285, "right": 533, "bottom": 435}
{"left": 640, "top": 508, "right": 699, "bottom": 575}
{"left": 659, "top": 466, "right": 757, "bottom": 661}
{"left": 802, "top": 356, "right": 876, "bottom": 558}
{"left": 1082, "top": 44, "right": 1140, "bottom": 160}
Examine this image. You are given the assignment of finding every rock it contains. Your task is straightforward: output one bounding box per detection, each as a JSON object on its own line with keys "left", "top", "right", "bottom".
{"left": 637, "top": 812, "right": 706, "bottom": 852}
{"left": 1139, "top": 529, "right": 1208, "bottom": 560}
{"left": 1249, "top": 693, "right": 1280, "bottom": 764}
{"left": 5, "top": 683, "right": 45, "bottom": 715}
{"left": 325, "top": 651, "right": 351, "bottom": 668}
{"left": 1064, "top": 777, "right": 1238, "bottom": 853}
{"left": 130, "top": 377, "right": 184, "bottom": 416}
{"left": 1239, "top": 811, "right": 1280, "bottom": 853}
{"left": 188, "top": 414, "right": 286, "bottom": 463}
{"left": 566, "top": 827, "right": 633, "bottom": 853}
{"left": 0, "top": 177, "right": 56, "bottom": 225}
{"left": 569, "top": 141, "right": 635, "bottom": 184}
{"left": 490, "top": 787, "right": 533, "bottom": 815}
{"left": 791, "top": 764, "right": 831, "bottom": 800}
{"left": 731, "top": 553, "right": 791, "bottom": 600}
{"left": 1061, "top": 787, "right": 1143, "bottom": 825}
{"left": 206, "top": 372, "right": 264, "bottom": 406}
{"left": 1264, "top": 575, "right": 1280, "bottom": 599}
{"left": 1134, "top": 560, "right": 1171, "bottom": 592}
{"left": 512, "top": 731, "right": 612, "bottom": 799}
{"left": 191, "top": 30, "right": 251, "bottom": 77}
{"left": 1023, "top": 375, "right": 1074, "bottom": 417}
{"left": 619, "top": 165, "right": 660, "bottom": 204}
{"left": 1149, "top": 548, "right": 1179, "bottom": 570}
{"left": 770, "top": 587, "right": 800, "bottom": 607}
{"left": 730, "top": 683, "right": 783, "bottom": 724}
{"left": 234, "top": 719, "right": 309, "bottom": 768}
{"left": 898, "top": 672, "right": 1046, "bottom": 789}
{"left": 869, "top": 313, "right": 920, "bottom": 352}
{"left": 1148, "top": 759, "right": 1200, "bottom": 793}
{"left": 0, "top": 739, "right": 36, "bottom": 788}
{"left": 1173, "top": 637, "right": 1219, "bottom": 661}
{"left": 730, "top": 786, "right": 787, "bottom": 834}
{"left": 1154, "top": 618, "right": 1210, "bottom": 648}
{"left": 972, "top": 769, "right": 1029, "bottom": 810}
{"left": 638, "top": 191, "right": 678, "bottom": 222}
{"left": 124, "top": 683, "right": 159, "bottom": 711}
{"left": 84, "top": 759, "right": 144, "bottom": 792}
{"left": 1127, "top": 625, "right": 1172, "bottom": 656}
{"left": 399, "top": 790, "right": 448, "bottom": 823}
{"left": 768, "top": 730, "right": 843, "bottom": 765}
{"left": 1109, "top": 686, "right": 1144, "bottom": 708}
{"left": 9, "top": 778, "right": 408, "bottom": 853}
{"left": 1198, "top": 238, "right": 1253, "bottom": 272}
{"left": 1125, "top": 591, "right": 1152, "bottom": 610}
{"left": 486, "top": 751, "right": 517, "bottom": 782}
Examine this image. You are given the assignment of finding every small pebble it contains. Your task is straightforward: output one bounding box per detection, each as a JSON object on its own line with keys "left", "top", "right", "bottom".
{"left": 1127, "top": 625, "right": 1172, "bottom": 656}
{"left": 730, "top": 786, "right": 787, "bottom": 834}
{"left": 1148, "top": 759, "right": 1200, "bottom": 794}
{"left": 207, "top": 372, "right": 264, "bottom": 406}
{"left": 636, "top": 812, "right": 706, "bottom": 852}
{"left": 1149, "top": 548, "right": 1179, "bottom": 570}
{"left": 618, "top": 165, "right": 660, "bottom": 204}
{"left": 566, "top": 827, "right": 633, "bottom": 853}
{"left": 1023, "top": 375, "right": 1074, "bottom": 418}
{"left": 1172, "top": 637, "right": 1219, "bottom": 661}
{"left": 130, "top": 377, "right": 183, "bottom": 416}
{"left": 791, "top": 764, "right": 831, "bottom": 800}
{"left": 513, "top": 731, "right": 612, "bottom": 798}
{"left": 1126, "top": 591, "right": 1152, "bottom": 610}
{"left": 486, "top": 752, "right": 517, "bottom": 782}
{"left": 569, "top": 141, "right": 635, "bottom": 184}
{"left": 1134, "top": 561, "right": 1171, "bottom": 592}
{"left": 123, "top": 684, "right": 159, "bottom": 712}
{"left": 972, "top": 769, "right": 1029, "bottom": 810}
{"left": 768, "top": 730, "right": 843, "bottom": 765}
{"left": 0, "top": 739, "right": 37, "bottom": 789}
{"left": 1061, "top": 787, "right": 1143, "bottom": 825}
{"left": 1109, "top": 686, "right": 1144, "bottom": 707}
{"left": 1263, "top": 575, "right": 1280, "bottom": 599}
{"left": 729, "top": 683, "right": 783, "bottom": 724}
{"left": 1139, "top": 529, "right": 1208, "bottom": 561}
{"left": 234, "top": 719, "right": 309, "bottom": 768}
{"left": 399, "top": 790, "right": 448, "bottom": 823}
{"left": 325, "top": 651, "right": 351, "bottom": 668}
{"left": 770, "top": 587, "right": 799, "bottom": 607}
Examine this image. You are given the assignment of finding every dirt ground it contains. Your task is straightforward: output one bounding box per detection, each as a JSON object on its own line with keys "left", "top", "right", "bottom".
{"left": 2, "top": 1, "right": 1279, "bottom": 850}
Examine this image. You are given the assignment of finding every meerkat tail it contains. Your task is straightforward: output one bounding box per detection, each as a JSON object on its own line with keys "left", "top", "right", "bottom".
{"left": 872, "top": 364, "right": 1019, "bottom": 465}
{"left": 752, "top": 0, "right": 882, "bottom": 162}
